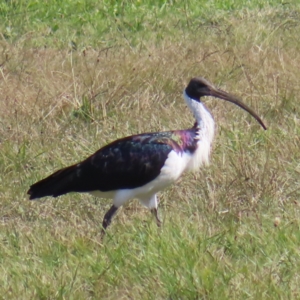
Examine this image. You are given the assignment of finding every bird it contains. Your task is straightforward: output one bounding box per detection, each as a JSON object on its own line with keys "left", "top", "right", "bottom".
{"left": 27, "top": 77, "right": 267, "bottom": 234}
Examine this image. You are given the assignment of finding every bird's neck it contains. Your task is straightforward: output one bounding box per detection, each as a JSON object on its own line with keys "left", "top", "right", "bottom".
{"left": 183, "top": 91, "right": 215, "bottom": 145}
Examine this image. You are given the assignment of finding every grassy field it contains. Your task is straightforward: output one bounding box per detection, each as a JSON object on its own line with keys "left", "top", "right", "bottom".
{"left": 1, "top": 0, "right": 300, "bottom": 298}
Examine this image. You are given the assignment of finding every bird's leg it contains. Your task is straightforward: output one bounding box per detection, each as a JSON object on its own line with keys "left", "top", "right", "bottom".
{"left": 101, "top": 205, "right": 118, "bottom": 236}
{"left": 151, "top": 208, "right": 162, "bottom": 227}
{"left": 151, "top": 194, "right": 162, "bottom": 227}
{"left": 140, "top": 194, "right": 162, "bottom": 227}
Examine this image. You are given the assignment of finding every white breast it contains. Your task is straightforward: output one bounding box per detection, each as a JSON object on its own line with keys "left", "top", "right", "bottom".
{"left": 186, "top": 138, "right": 211, "bottom": 171}
{"left": 183, "top": 91, "right": 215, "bottom": 171}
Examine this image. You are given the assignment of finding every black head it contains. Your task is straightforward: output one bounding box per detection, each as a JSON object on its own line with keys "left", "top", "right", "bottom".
{"left": 185, "top": 77, "right": 214, "bottom": 101}
{"left": 185, "top": 77, "right": 267, "bottom": 130}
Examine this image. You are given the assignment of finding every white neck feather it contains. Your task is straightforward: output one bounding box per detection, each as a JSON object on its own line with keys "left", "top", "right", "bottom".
{"left": 183, "top": 91, "right": 215, "bottom": 169}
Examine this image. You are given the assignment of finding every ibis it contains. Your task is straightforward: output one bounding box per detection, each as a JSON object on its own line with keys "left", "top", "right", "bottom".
{"left": 28, "top": 77, "right": 266, "bottom": 234}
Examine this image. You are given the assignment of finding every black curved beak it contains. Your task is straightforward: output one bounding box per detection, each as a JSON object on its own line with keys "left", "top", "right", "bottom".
{"left": 210, "top": 88, "right": 267, "bottom": 130}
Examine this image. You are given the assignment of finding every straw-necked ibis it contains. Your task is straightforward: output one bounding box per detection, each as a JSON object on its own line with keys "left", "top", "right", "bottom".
{"left": 28, "top": 77, "right": 266, "bottom": 234}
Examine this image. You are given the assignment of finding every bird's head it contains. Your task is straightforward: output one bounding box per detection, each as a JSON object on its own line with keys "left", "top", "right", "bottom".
{"left": 185, "top": 77, "right": 267, "bottom": 130}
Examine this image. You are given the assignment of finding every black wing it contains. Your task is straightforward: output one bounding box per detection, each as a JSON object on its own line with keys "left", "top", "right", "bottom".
{"left": 78, "top": 132, "right": 176, "bottom": 191}
{"left": 28, "top": 131, "right": 183, "bottom": 199}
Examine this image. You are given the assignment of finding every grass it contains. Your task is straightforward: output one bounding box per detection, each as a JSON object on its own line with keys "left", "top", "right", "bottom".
{"left": 1, "top": 0, "right": 300, "bottom": 299}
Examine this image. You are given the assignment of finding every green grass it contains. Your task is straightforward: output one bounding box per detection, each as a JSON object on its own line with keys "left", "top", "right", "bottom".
{"left": 1, "top": 0, "right": 300, "bottom": 299}
{"left": 1, "top": 0, "right": 299, "bottom": 47}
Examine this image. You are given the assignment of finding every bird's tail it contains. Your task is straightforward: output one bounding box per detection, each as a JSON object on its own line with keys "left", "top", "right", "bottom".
{"left": 27, "top": 164, "right": 81, "bottom": 200}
